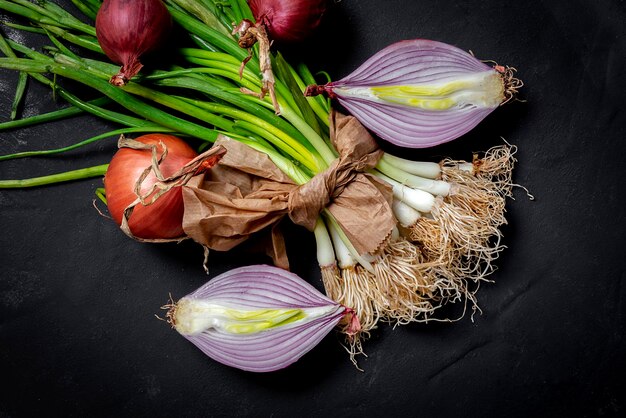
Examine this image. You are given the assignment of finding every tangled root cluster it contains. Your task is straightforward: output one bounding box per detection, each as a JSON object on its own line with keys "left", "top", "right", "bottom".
{"left": 321, "top": 144, "right": 520, "bottom": 362}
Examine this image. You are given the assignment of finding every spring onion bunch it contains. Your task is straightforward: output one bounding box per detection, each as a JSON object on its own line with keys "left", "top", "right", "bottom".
{"left": 0, "top": 0, "right": 521, "bottom": 364}
{"left": 315, "top": 143, "right": 518, "bottom": 349}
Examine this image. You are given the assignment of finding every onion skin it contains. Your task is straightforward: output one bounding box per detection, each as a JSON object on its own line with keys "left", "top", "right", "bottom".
{"left": 104, "top": 134, "right": 198, "bottom": 240}
{"left": 166, "top": 265, "right": 358, "bottom": 372}
{"left": 248, "top": 0, "right": 328, "bottom": 43}
{"left": 96, "top": 0, "right": 172, "bottom": 86}
{"left": 235, "top": 0, "right": 328, "bottom": 112}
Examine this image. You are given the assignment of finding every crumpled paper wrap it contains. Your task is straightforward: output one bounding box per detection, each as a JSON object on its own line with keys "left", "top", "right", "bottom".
{"left": 182, "top": 112, "right": 395, "bottom": 268}
{"left": 117, "top": 136, "right": 227, "bottom": 243}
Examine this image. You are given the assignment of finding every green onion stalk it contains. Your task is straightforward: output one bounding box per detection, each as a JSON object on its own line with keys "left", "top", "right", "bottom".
{"left": 0, "top": 0, "right": 517, "bottom": 351}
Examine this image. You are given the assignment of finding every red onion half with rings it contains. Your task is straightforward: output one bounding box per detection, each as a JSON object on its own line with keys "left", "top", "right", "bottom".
{"left": 305, "top": 39, "right": 523, "bottom": 148}
{"left": 96, "top": 0, "right": 172, "bottom": 86}
{"left": 165, "top": 265, "right": 360, "bottom": 372}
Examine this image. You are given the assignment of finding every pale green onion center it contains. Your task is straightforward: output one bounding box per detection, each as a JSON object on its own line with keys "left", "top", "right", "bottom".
{"left": 335, "top": 70, "right": 504, "bottom": 110}
{"left": 174, "top": 299, "right": 338, "bottom": 335}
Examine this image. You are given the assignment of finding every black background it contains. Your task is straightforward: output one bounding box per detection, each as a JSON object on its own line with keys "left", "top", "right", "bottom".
{"left": 1, "top": 0, "right": 625, "bottom": 417}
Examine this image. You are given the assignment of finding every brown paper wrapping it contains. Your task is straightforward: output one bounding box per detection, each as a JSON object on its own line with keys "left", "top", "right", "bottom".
{"left": 118, "top": 136, "right": 227, "bottom": 243}
{"left": 182, "top": 112, "right": 395, "bottom": 265}
{"left": 182, "top": 138, "right": 293, "bottom": 250}
{"left": 289, "top": 111, "right": 395, "bottom": 252}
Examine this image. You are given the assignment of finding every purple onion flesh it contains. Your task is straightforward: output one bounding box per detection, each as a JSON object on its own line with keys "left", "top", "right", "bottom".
{"left": 306, "top": 39, "right": 521, "bottom": 148}
{"left": 165, "top": 265, "right": 355, "bottom": 372}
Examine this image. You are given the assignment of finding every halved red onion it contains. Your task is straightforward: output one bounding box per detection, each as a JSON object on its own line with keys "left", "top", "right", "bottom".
{"left": 165, "top": 265, "right": 356, "bottom": 372}
{"left": 305, "top": 39, "right": 521, "bottom": 148}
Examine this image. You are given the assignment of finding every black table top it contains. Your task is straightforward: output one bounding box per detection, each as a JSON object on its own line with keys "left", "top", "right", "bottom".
{"left": 1, "top": 1, "right": 625, "bottom": 417}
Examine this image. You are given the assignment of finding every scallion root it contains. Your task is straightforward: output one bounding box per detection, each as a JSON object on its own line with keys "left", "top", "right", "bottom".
{"left": 369, "top": 239, "right": 440, "bottom": 326}
{"left": 442, "top": 143, "right": 517, "bottom": 199}
{"left": 390, "top": 145, "right": 519, "bottom": 319}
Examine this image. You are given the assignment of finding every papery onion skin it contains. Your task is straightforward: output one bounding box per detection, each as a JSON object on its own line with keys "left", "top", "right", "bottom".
{"left": 104, "top": 134, "right": 198, "bottom": 240}
{"left": 248, "top": 0, "right": 328, "bottom": 43}
{"left": 305, "top": 39, "right": 522, "bottom": 148}
{"left": 167, "top": 265, "right": 356, "bottom": 372}
{"left": 96, "top": 0, "right": 172, "bottom": 86}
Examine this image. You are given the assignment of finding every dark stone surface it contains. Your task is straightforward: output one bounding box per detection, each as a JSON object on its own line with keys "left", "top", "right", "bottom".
{"left": 1, "top": 1, "right": 625, "bottom": 417}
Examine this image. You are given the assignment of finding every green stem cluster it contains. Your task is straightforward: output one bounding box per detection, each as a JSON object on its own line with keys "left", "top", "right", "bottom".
{"left": 0, "top": 0, "right": 336, "bottom": 186}
{"left": 0, "top": 0, "right": 368, "bottom": 271}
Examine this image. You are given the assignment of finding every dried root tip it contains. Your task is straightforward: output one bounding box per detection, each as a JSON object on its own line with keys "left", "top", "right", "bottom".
{"left": 479, "top": 56, "right": 523, "bottom": 105}
{"left": 343, "top": 306, "right": 362, "bottom": 336}
{"left": 441, "top": 142, "right": 517, "bottom": 199}
{"left": 432, "top": 277, "right": 483, "bottom": 322}
{"left": 496, "top": 65, "right": 524, "bottom": 105}
{"left": 343, "top": 332, "right": 366, "bottom": 371}
{"left": 304, "top": 84, "right": 337, "bottom": 99}
{"left": 339, "top": 306, "right": 367, "bottom": 369}
{"left": 232, "top": 19, "right": 280, "bottom": 114}
{"left": 110, "top": 60, "right": 143, "bottom": 87}
{"left": 473, "top": 143, "right": 516, "bottom": 184}
{"left": 474, "top": 142, "right": 534, "bottom": 200}
{"left": 157, "top": 293, "right": 178, "bottom": 328}
{"left": 110, "top": 74, "right": 129, "bottom": 86}
{"left": 232, "top": 19, "right": 256, "bottom": 48}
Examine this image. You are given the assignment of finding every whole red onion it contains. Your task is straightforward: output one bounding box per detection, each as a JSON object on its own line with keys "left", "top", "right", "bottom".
{"left": 104, "top": 134, "right": 198, "bottom": 240}
{"left": 95, "top": 0, "right": 172, "bottom": 86}
{"left": 248, "top": 0, "right": 328, "bottom": 43}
